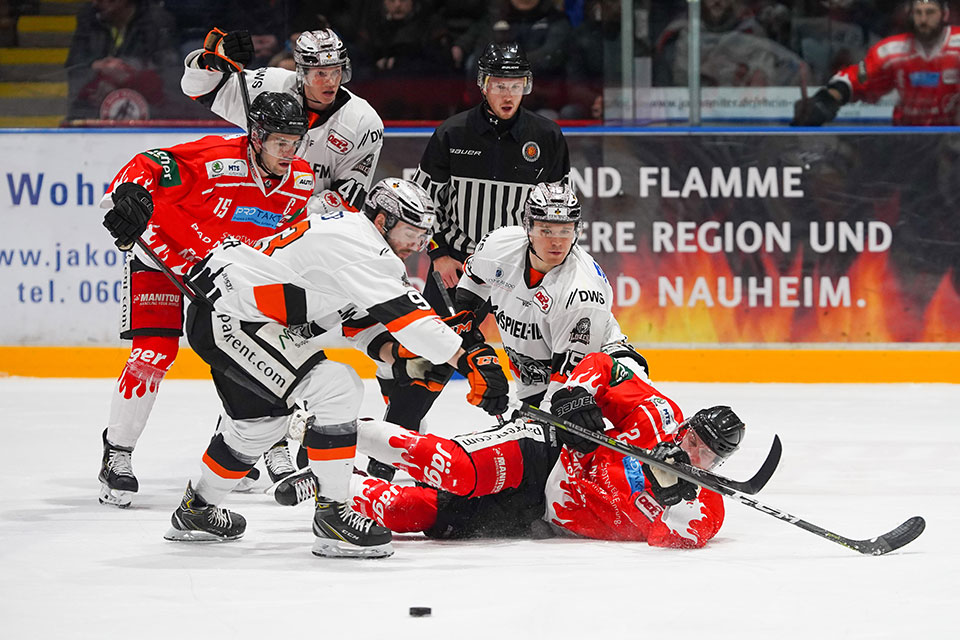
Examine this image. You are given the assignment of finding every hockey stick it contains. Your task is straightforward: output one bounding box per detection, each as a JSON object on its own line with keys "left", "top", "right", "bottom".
{"left": 516, "top": 401, "right": 780, "bottom": 496}
{"left": 134, "top": 238, "right": 206, "bottom": 305}
{"left": 517, "top": 402, "right": 926, "bottom": 555}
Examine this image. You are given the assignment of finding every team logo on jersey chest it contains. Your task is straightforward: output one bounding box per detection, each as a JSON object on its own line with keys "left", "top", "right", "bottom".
{"left": 533, "top": 288, "right": 551, "bottom": 312}
{"left": 206, "top": 158, "right": 248, "bottom": 178}
{"left": 522, "top": 141, "right": 541, "bottom": 163}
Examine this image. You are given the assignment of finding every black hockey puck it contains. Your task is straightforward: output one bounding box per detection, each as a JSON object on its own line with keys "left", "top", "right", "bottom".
{"left": 409, "top": 607, "right": 431, "bottom": 617}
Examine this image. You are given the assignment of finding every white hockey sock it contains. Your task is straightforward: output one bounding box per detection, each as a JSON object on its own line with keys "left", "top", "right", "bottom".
{"left": 106, "top": 359, "right": 168, "bottom": 449}
{"left": 309, "top": 457, "right": 353, "bottom": 502}
{"left": 356, "top": 419, "right": 420, "bottom": 467}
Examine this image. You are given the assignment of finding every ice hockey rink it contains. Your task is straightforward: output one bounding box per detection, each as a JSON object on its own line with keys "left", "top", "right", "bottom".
{"left": 0, "top": 376, "right": 956, "bottom": 639}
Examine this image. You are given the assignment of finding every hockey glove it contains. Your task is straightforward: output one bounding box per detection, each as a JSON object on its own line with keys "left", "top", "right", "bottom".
{"left": 456, "top": 343, "right": 509, "bottom": 416}
{"left": 551, "top": 386, "right": 605, "bottom": 454}
{"left": 642, "top": 442, "right": 698, "bottom": 507}
{"left": 443, "top": 310, "right": 484, "bottom": 348}
{"left": 200, "top": 28, "right": 254, "bottom": 73}
{"left": 103, "top": 182, "right": 153, "bottom": 251}
{"left": 791, "top": 87, "right": 842, "bottom": 126}
{"left": 183, "top": 258, "right": 221, "bottom": 307}
{"left": 390, "top": 342, "right": 454, "bottom": 392}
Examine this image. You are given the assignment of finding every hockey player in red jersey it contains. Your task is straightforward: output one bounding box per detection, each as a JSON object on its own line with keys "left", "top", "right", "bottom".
{"left": 350, "top": 345, "right": 745, "bottom": 548}
{"left": 793, "top": 0, "right": 960, "bottom": 126}
{"left": 97, "top": 92, "right": 314, "bottom": 508}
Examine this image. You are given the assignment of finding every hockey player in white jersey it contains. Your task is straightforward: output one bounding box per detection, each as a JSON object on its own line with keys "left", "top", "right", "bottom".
{"left": 162, "top": 178, "right": 509, "bottom": 558}
{"left": 456, "top": 181, "right": 630, "bottom": 407}
{"left": 181, "top": 28, "right": 382, "bottom": 211}
{"left": 181, "top": 27, "right": 385, "bottom": 480}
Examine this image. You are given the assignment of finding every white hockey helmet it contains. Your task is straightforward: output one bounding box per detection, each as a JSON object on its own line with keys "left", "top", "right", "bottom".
{"left": 294, "top": 29, "right": 352, "bottom": 90}
{"left": 364, "top": 178, "right": 438, "bottom": 233}
{"left": 523, "top": 181, "right": 582, "bottom": 233}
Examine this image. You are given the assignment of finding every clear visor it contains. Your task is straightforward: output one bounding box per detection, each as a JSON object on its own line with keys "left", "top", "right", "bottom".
{"left": 260, "top": 133, "right": 304, "bottom": 159}
{"left": 676, "top": 424, "right": 723, "bottom": 470}
{"left": 388, "top": 223, "right": 432, "bottom": 253}
{"left": 527, "top": 221, "right": 578, "bottom": 238}
{"left": 302, "top": 66, "right": 343, "bottom": 86}
{"left": 483, "top": 75, "right": 532, "bottom": 95}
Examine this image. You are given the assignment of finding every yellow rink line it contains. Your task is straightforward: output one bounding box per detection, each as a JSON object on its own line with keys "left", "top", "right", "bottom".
{"left": 1, "top": 346, "right": 958, "bottom": 383}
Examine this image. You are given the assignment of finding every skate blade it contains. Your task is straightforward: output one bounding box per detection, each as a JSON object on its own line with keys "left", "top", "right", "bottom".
{"left": 311, "top": 539, "right": 394, "bottom": 559}
{"left": 98, "top": 485, "right": 133, "bottom": 508}
{"left": 163, "top": 527, "right": 243, "bottom": 542}
{"left": 233, "top": 477, "right": 259, "bottom": 493}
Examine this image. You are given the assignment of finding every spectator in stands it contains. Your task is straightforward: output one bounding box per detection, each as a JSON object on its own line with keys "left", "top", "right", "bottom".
{"left": 65, "top": 0, "right": 178, "bottom": 120}
{"left": 789, "top": 0, "right": 882, "bottom": 84}
{"left": 453, "top": 0, "right": 571, "bottom": 112}
{"left": 563, "top": 0, "right": 619, "bottom": 119}
{"left": 654, "top": 0, "right": 805, "bottom": 87}
{"left": 363, "top": 0, "right": 450, "bottom": 76}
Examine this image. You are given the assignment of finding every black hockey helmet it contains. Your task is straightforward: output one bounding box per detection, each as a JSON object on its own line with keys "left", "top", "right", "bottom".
{"left": 248, "top": 91, "right": 308, "bottom": 148}
{"left": 294, "top": 29, "right": 352, "bottom": 89}
{"left": 601, "top": 341, "right": 650, "bottom": 378}
{"left": 523, "top": 181, "right": 582, "bottom": 232}
{"left": 684, "top": 406, "right": 745, "bottom": 460}
{"left": 364, "top": 177, "right": 438, "bottom": 232}
{"left": 477, "top": 42, "right": 533, "bottom": 95}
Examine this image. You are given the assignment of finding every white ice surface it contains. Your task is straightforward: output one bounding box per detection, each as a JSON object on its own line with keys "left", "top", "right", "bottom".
{"left": 0, "top": 377, "right": 957, "bottom": 639}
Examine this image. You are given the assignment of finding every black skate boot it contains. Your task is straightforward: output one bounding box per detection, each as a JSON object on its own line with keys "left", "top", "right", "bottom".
{"left": 264, "top": 439, "right": 297, "bottom": 483}
{"left": 98, "top": 428, "right": 138, "bottom": 508}
{"left": 164, "top": 481, "right": 246, "bottom": 542}
{"left": 312, "top": 497, "right": 393, "bottom": 558}
{"left": 366, "top": 458, "right": 396, "bottom": 482}
{"left": 272, "top": 467, "right": 318, "bottom": 506}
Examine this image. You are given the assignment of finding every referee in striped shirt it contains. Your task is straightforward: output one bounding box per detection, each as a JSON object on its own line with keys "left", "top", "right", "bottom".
{"left": 413, "top": 41, "right": 570, "bottom": 314}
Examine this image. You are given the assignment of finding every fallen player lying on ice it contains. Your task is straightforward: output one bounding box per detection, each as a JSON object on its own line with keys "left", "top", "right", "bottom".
{"left": 350, "top": 345, "right": 745, "bottom": 548}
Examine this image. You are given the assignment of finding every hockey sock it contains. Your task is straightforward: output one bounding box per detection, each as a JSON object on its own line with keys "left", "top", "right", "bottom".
{"left": 357, "top": 419, "right": 476, "bottom": 496}
{"left": 106, "top": 335, "right": 179, "bottom": 449}
{"left": 303, "top": 421, "right": 357, "bottom": 502}
{"left": 196, "top": 433, "right": 257, "bottom": 505}
{"left": 350, "top": 476, "right": 439, "bottom": 533}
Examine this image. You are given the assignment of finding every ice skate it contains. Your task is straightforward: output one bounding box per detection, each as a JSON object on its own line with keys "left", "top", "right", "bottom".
{"left": 264, "top": 440, "right": 296, "bottom": 483}
{"left": 164, "top": 481, "right": 246, "bottom": 542}
{"left": 271, "top": 467, "right": 317, "bottom": 506}
{"left": 311, "top": 498, "right": 393, "bottom": 558}
{"left": 98, "top": 428, "right": 138, "bottom": 508}
{"left": 366, "top": 457, "right": 396, "bottom": 482}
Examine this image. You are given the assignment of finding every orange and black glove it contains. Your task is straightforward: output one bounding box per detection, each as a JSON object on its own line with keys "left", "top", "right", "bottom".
{"left": 443, "top": 309, "right": 484, "bottom": 348}
{"left": 456, "top": 343, "right": 509, "bottom": 415}
{"left": 390, "top": 342, "right": 453, "bottom": 392}
{"left": 200, "top": 28, "right": 254, "bottom": 73}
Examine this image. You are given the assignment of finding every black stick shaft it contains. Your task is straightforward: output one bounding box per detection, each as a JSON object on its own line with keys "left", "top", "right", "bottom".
{"left": 134, "top": 238, "right": 205, "bottom": 305}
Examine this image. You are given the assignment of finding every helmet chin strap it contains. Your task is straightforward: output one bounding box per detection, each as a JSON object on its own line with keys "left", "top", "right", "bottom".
{"left": 252, "top": 143, "right": 283, "bottom": 182}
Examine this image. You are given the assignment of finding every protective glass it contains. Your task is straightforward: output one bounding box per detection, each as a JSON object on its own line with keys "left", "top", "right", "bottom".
{"left": 527, "top": 222, "right": 578, "bottom": 238}
{"left": 676, "top": 424, "right": 722, "bottom": 470}
{"left": 303, "top": 66, "right": 342, "bottom": 86}
{"left": 261, "top": 133, "right": 304, "bottom": 158}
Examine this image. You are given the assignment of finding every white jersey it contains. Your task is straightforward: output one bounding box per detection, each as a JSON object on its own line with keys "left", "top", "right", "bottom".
{"left": 459, "top": 227, "right": 624, "bottom": 402}
{"left": 194, "top": 210, "right": 461, "bottom": 365}
{"left": 181, "top": 53, "right": 384, "bottom": 208}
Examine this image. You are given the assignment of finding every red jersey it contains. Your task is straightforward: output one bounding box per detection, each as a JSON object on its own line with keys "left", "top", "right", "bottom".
{"left": 544, "top": 352, "right": 725, "bottom": 548}
{"left": 106, "top": 134, "right": 315, "bottom": 275}
{"left": 832, "top": 26, "right": 960, "bottom": 125}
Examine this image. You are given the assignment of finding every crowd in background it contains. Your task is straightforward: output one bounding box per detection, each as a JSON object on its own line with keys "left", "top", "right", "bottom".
{"left": 51, "top": 0, "right": 960, "bottom": 123}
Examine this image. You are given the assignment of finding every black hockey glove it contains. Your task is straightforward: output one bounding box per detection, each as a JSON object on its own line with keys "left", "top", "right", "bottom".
{"left": 443, "top": 309, "right": 484, "bottom": 348}
{"left": 183, "top": 257, "right": 221, "bottom": 307}
{"left": 551, "top": 386, "right": 605, "bottom": 454}
{"left": 200, "top": 28, "right": 254, "bottom": 73}
{"left": 642, "top": 442, "right": 698, "bottom": 507}
{"left": 390, "top": 341, "right": 454, "bottom": 392}
{"left": 103, "top": 182, "right": 153, "bottom": 251}
{"left": 456, "top": 343, "right": 509, "bottom": 416}
{"left": 791, "top": 87, "right": 842, "bottom": 126}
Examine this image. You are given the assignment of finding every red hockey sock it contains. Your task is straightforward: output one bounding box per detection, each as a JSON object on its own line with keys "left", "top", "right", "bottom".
{"left": 351, "top": 477, "right": 439, "bottom": 532}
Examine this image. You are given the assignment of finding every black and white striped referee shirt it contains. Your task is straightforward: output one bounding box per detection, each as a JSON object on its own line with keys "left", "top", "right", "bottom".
{"left": 413, "top": 103, "right": 570, "bottom": 260}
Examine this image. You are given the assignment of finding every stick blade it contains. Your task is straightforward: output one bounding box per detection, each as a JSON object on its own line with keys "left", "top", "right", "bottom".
{"left": 854, "top": 516, "right": 926, "bottom": 556}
